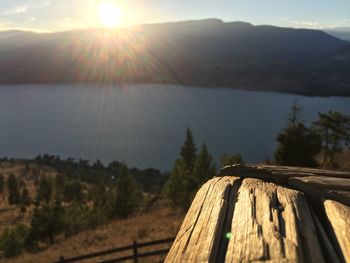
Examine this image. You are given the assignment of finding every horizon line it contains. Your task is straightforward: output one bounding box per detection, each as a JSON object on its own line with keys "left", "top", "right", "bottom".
{"left": 1, "top": 18, "right": 350, "bottom": 34}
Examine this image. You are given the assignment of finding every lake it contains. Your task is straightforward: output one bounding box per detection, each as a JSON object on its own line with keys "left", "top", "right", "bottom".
{"left": 0, "top": 84, "right": 349, "bottom": 171}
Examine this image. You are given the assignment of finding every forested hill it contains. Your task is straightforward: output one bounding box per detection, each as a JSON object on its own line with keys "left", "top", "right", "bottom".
{"left": 0, "top": 19, "right": 350, "bottom": 96}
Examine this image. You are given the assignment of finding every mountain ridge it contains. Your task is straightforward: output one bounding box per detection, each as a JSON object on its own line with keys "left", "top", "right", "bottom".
{"left": 0, "top": 19, "right": 349, "bottom": 96}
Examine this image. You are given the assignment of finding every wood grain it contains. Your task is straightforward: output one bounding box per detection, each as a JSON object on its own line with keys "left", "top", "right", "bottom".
{"left": 290, "top": 176, "right": 350, "bottom": 206}
{"left": 165, "top": 176, "right": 240, "bottom": 263}
{"left": 324, "top": 199, "right": 350, "bottom": 262}
{"left": 167, "top": 165, "right": 350, "bottom": 262}
{"left": 225, "top": 178, "right": 323, "bottom": 263}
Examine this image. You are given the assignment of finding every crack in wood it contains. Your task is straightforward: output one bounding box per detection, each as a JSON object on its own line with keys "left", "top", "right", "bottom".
{"left": 167, "top": 165, "right": 350, "bottom": 262}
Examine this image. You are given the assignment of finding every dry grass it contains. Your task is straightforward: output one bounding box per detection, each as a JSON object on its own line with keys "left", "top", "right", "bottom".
{"left": 0, "top": 162, "right": 57, "bottom": 233}
{"left": 315, "top": 150, "right": 350, "bottom": 170}
{"left": 2, "top": 202, "right": 184, "bottom": 263}
{"left": 0, "top": 161, "right": 185, "bottom": 263}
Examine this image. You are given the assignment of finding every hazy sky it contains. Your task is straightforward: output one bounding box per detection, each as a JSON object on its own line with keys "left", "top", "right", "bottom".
{"left": 0, "top": 0, "right": 349, "bottom": 32}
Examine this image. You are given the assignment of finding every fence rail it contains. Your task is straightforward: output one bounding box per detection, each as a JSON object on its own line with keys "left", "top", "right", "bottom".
{"left": 55, "top": 237, "right": 175, "bottom": 263}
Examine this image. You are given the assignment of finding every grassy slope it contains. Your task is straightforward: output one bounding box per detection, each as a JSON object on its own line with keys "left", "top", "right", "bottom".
{"left": 3, "top": 204, "right": 184, "bottom": 263}
{"left": 0, "top": 162, "right": 184, "bottom": 263}
{"left": 0, "top": 162, "right": 57, "bottom": 234}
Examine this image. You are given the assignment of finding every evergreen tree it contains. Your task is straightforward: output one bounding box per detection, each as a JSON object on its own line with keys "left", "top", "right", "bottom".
{"left": 21, "top": 187, "right": 31, "bottom": 206}
{"left": 288, "top": 100, "right": 303, "bottom": 126}
{"left": 88, "top": 185, "right": 113, "bottom": 227}
{"left": 192, "top": 144, "right": 216, "bottom": 185}
{"left": 36, "top": 176, "right": 53, "bottom": 204}
{"left": 0, "top": 224, "right": 30, "bottom": 258}
{"left": 63, "top": 181, "right": 84, "bottom": 203}
{"left": 275, "top": 103, "right": 321, "bottom": 167}
{"left": 166, "top": 159, "right": 198, "bottom": 209}
{"left": 29, "top": 195, "right": 64, "bottom": 244}
{"left": 275, "top": 123, "right": 321, "bottom": 167}
{"left": 313, "top": 111, "right": 350, "bottom": 167}
{"left": 0, "top": 174, "right": 5, "bottom": 200}
{"left": 7, "top": 174, "right": 20, "bottom": 205}
{"left": 166, "top": 130, "right": 219, "bottom": 209}
{"left": 63, "top": 201, "right": 89, "bottom": 237}
{"left": 114, "top": 165, "right": 142, "bottom": 219}
{"left": 180, "top": 128, "right": 197, "bottom": 173}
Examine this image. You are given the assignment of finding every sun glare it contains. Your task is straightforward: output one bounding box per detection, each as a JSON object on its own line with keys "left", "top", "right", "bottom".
{"left": 99, "top": 1, "right": 123, "bottom": 28}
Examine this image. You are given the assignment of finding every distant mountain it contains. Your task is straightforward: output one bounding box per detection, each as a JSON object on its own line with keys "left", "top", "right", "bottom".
{"left": 0, "top": 19, "right": 350, "bottom": 96}
{"left": 324, "top": 28, "right": 350, "bottom": 41}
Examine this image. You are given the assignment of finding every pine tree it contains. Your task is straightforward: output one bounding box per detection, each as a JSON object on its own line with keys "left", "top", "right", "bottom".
{"left": 63, "top": 181, "right": 84, "bottom": 202}
{"left": 288, "top": 100, "right": 303, "bottom": 126}
{"left": 63, "top": 201, "right": 89, "bottom": 237}
{"left": 88, "top": 185, "right": 113, "bottom": 227}
{"left": 166, "top": 130, "right": 218, "bottom": 209}
{"left": 192, "top": 144, "right": 216, "bottom": 185}
{"left": 114, "top": 165, "right": 142, "bottom": 219}
{"left": 29, "top": 195, "right": 64, "bottom": 244}
{"left": 7, "top": 174, "right": 20, "bottom": 205}
{"left": 21, "top": 187, "right": 31, "bottom": 206}
{"left": 275, "top": 103, "right": 321, "bottom": 167}
{"left": 166, "top": 159, "right": 189, "bottom": 208}
{"left": 0, "top": 224, "right": 30, "bottom": 258}
{"left": 275, "top": 123, "right": 321, "bottom": 167}
{"left": 166, "top": 159, "right": 199, "bottom": 209}
{"left": 36, "top": 176, "right": 52, "bottom": 204}
{"left": 180, "top": 128, "right": 197, "bottom": 173}
{"left": 313, "top": 111, "right": 350, "bottom": 167}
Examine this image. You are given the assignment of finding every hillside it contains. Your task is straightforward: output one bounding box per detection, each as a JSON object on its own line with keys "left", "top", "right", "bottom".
{"left": 1, "top": 201, "right": 183, "bottom": 263}
{"left": 0, "top": 19, "right": 350, "bottom": 96}
{"left": 325, "top": 28, "right": 350, "bottom": 41}
{"left": 0, "top": 162, "right": 56, "bottom": 234}
{"left": 0, "top": 159, "right": 182, "bottom": 262}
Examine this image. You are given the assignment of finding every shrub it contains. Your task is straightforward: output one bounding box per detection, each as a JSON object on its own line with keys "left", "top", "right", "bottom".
{"left": 0, "top": 224, "right": 30, "bottom": 257}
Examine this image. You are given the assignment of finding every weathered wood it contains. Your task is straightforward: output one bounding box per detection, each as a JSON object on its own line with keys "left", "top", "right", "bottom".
{"left": 225, "top": 178, "right": 323, "bottom": 263}
{"left": 167, "top": 165, "right": 350, "bottom": 262}
{"left": 165, "top": 176, "right": 240, "bottom": 262}
{"left": 289, "top": 176, "right": 350, "bottom": 206}
{"left": 324, "top": 200, "right": 350, "bottom": 262}
{"left": 220, "top": 164, "right": 350, "bottom": 205}
{"left": 220, "top": 164, "right": 350, "bottom": 185}
{"left": 311, "top": 211, "right": 341, "bottom": 263}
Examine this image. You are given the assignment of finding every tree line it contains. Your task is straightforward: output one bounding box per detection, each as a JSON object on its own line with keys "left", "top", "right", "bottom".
{"left": 275, "top": 101, "right": 350, "bottom": 168}
{"left": 0, "top": 164, "right": 143, "bottom": 257}
{"left": 166, "top": 103, "right": 350, "bottom": 210}
{"left": 0, "top": 131, "right": 243, "bottom": 258}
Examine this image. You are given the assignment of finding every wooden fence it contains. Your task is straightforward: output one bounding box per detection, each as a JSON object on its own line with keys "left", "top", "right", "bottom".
{"left": 55, "top": 237, "right": 175, "bottom": 263}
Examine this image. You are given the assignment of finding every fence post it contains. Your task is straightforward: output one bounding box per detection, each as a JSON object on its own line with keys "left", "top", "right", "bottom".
{"left": 133, "top": 241, "right": 138, "bottom": 263}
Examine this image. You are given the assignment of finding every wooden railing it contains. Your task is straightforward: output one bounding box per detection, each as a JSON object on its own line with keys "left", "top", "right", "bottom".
{"left": 55, "top": 237, "right": 175, "bottom": 263}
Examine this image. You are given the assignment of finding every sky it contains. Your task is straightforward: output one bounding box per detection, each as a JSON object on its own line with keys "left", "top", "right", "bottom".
{"left": 0, "top": 0, "right": 350, "bottom": 32}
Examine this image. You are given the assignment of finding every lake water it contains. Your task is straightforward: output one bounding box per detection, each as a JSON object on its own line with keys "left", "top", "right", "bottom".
{"left": 0, "top": 84, "right": 349, "bottom": 171}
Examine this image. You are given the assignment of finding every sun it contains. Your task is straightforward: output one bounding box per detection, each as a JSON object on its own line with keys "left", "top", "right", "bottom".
{"left": 99, "top": 1, "right": 123, "bottom": 28}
